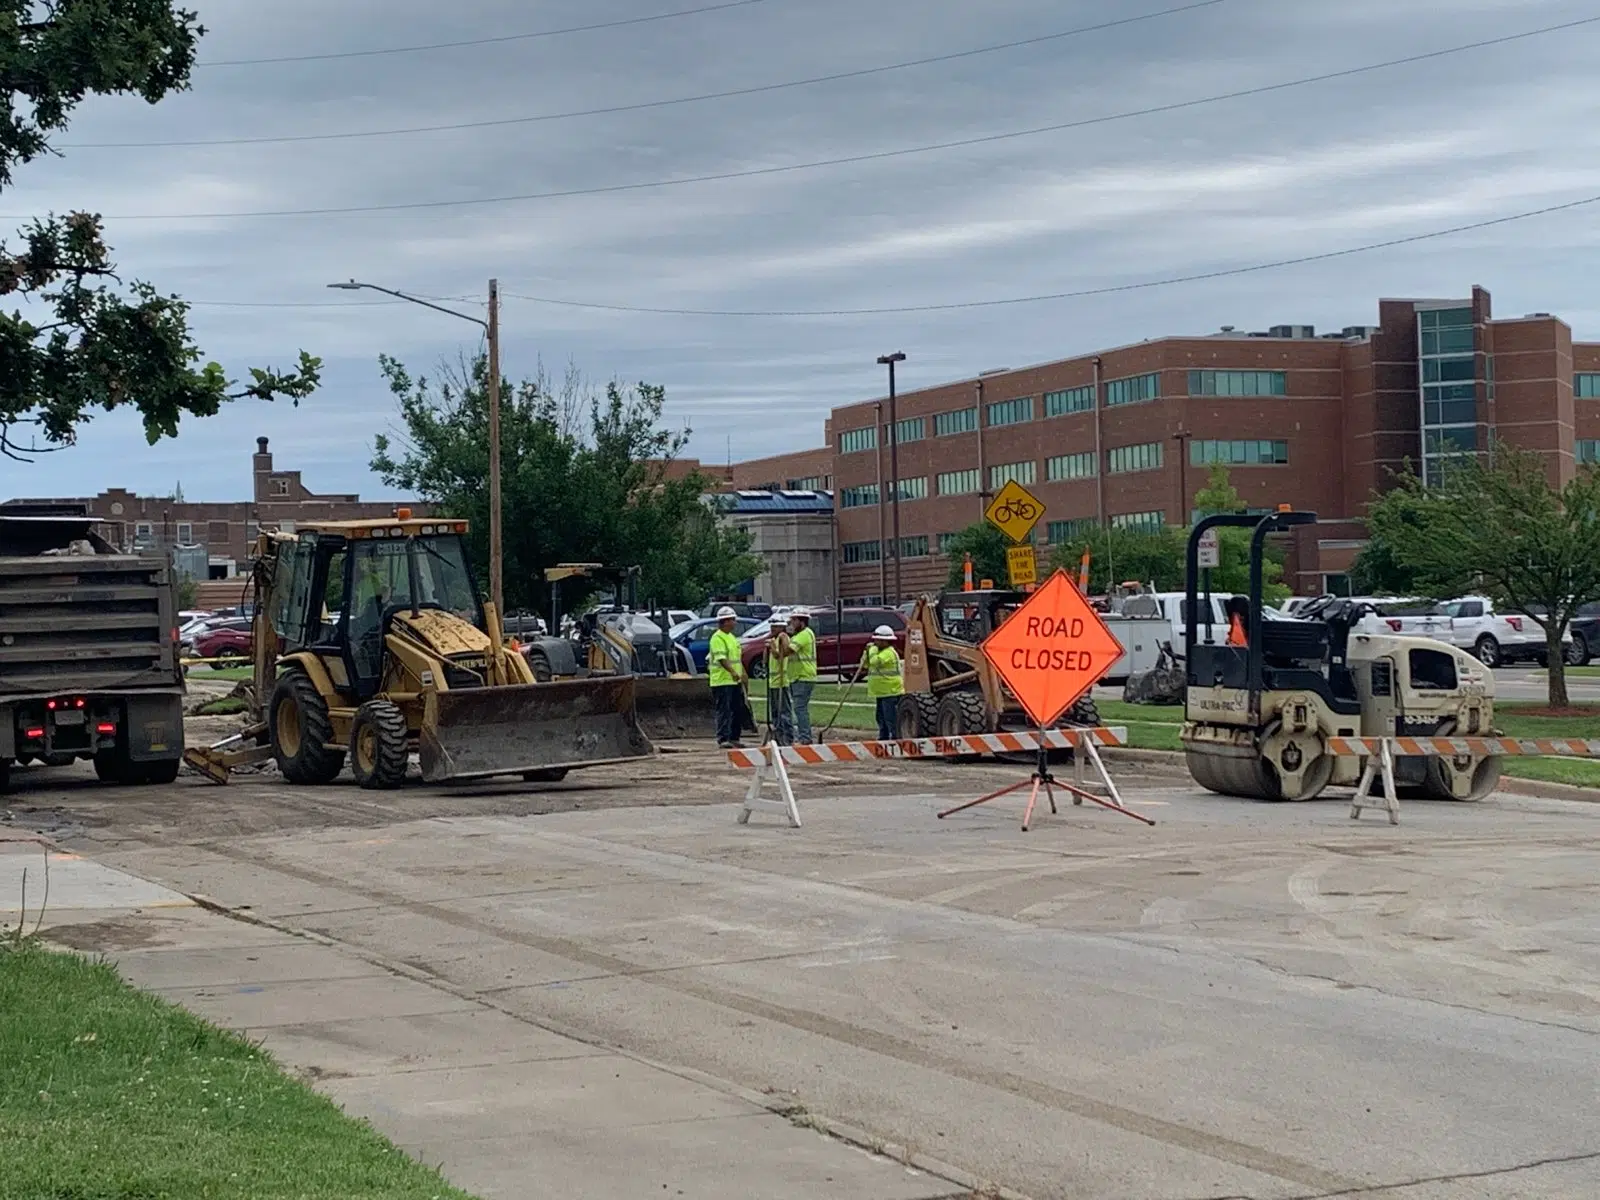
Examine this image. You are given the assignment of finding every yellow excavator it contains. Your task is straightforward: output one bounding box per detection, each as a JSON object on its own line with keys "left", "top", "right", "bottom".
{"left": 184, "top": 515, "right": 653, "bottom": 788}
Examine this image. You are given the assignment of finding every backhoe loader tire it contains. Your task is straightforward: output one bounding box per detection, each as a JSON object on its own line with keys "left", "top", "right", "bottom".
{"left": 937, "top": 691, "right": 989, "bottom": 738}
{"left": 350, "top": 700, "right": 409, "bottom": 790}
{"left": 270, "top": 671, "right": 346, "bottom": 785}
{"left": 1059, "top": 696, "right": 1101, "bottom": 728}
{"left": 527, "top": 650, "right": 554, "bottom": 683}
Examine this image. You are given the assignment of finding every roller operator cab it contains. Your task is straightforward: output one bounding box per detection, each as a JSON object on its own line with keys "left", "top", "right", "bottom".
{"left": 1180, "top": 512, "right": 1501, "bottom": 803}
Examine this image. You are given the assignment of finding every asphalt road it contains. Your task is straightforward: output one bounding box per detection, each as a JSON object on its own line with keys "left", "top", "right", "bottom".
{"left": 1487, "top": 666, "right": 1600, "bottom": 704}
{"left": 8, "top": 749, "right": 1596, "bottom": 1200}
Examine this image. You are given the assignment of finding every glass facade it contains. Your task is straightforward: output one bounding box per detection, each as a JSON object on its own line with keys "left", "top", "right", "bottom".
{"left": 1044, "top": 386, "right": 1095, "bottom": 416}
{"left": 1046, "top": 452, "right": 1096, "bottom": 480}
{"left": 986, "top": 396, "right": 1034, "bottom": 427}
{"left": 934, "top": 407, "right": 979, "bottom": 436}
{"left": 893, "top": 477, "right": 927, "bottom": 501}
{"left": 1190, "top": 439, "right": 1289, "bottom": 466}
{"left": 894, "top": 416, "right": 925, "bottom": 444}
{"left": 989, "top": 461, "right": 1037, "bottom": 488}
{"left": 1576, "top": 374, "right": 1600, "bottom": 399}
{"left": 1105, "top": 373, "right": 1161, "bottom": 407}
{"left": 938, "top": 532, "right": 960, "bottom": 554}
{"left": 839, "top": 484, "right": 878, "bottom": 509}
{"left": 842, "top": 540, "right": 881, "bottom": 564}
{"left": 785, "top": 475, "right": 828, "bottom": 490}
{"left": 1188, "top": 370, "right": 1287, "bottom": 397}
{"left": 838, "top": 426, "right": 877, "bottom": 454}
{"left": 1110, "top": 511, "right": 1164, "bottom": 532}
{"left": 1047, "top": 518, "right": 1096, "bottom": 543}
{"left": 1578, "top": 440, "right": 1600, "bottom": 464}
{"left": 937, "top": 468, "right": 981, "bottom": 495}
{"left": 1418, "top": 306, "right": 1477, "bottom": 486}
{"left": 1107, "top": 442, "right": 1163, "bottom": 474}
{"left": 899, "top": 535, "right": 930, "bottom": 558}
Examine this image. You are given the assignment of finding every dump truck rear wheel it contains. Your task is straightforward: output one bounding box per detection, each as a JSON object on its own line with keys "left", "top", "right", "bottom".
{"left": 93, "top": 748, "right": 128, "bottom": 784}
{"left": 132, "top": 759, "right": 180, "bottom": 786}
{"left": 270, "top": 671, "right": 346, "bottom": 785}
{"left": 0, "top": 759, "right": 9, "bottom": 794}
{"left": 350, "top": 700, "right": 409, "bottom": 790}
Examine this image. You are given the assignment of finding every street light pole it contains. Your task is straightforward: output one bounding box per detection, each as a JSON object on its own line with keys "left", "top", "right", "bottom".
{"left": 878, "top": 352, "right": 906, "bottom": 604}
{"left": 327, "top": 279, "right": 504, "bottom": 619}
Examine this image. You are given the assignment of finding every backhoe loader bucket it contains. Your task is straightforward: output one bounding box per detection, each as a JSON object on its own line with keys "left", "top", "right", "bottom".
{"left": 420, "top": 676, "right": 653, "bottom": 783}
{"left": 631, "top": 676, "right": 720, "bottom": 742}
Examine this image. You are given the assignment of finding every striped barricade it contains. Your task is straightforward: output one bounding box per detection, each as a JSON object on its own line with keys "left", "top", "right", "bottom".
{"left": 726, "top": 726, "right": 1128, "bottom": 771}
{"left": 1329, "top": 736, "right": 1600, "bottom": 759}
{"left": 728, "top": 727, "right": 1129, "bottom": 829}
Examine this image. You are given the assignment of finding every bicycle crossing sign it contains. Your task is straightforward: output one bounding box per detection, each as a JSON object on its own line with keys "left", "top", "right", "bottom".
{"left": 985, "top": 479, "right": 1045, "bottom": 544}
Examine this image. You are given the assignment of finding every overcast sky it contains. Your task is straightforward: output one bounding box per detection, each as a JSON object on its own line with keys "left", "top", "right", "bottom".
{"left": 5, "top": 0, "right": 1598, "bottom": 502}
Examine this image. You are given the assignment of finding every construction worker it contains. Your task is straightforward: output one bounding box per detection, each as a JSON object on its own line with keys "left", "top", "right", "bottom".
{"left": 856, "top": 625, "right": 904, "bottom": 741}
{"left": 708, "top": 606, "right": 746, "bottom": 748}
{"left": 766, "top": 620, "right": 795, "bottom": 745}
{"left": 787, "top": 610, "right": 818, "bottom": 744}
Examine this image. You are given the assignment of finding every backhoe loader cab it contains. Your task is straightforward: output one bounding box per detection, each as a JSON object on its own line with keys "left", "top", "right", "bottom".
{"left": 186, "top": 518, "right": 652, "bottom": 790}
{"left": 1181, "top": 512, "right": 1499, "bottom": 802}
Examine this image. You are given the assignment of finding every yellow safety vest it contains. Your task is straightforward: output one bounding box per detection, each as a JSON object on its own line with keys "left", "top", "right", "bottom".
{"left": 767, "top": 630, "right": 793, "bottom": 687}
{"left": 790, "top": 626, "right": 817, "bottom": 683}
{"left": 708, "top": 629, "right": 743, "bottom": 688}
{"left": 860, "top": 644, "right": 903, "bottom": 698}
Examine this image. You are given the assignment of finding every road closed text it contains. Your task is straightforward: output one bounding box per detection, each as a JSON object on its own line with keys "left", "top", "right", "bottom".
{"left": 1010, "top": 617, "right": 1100, "bottom": 672}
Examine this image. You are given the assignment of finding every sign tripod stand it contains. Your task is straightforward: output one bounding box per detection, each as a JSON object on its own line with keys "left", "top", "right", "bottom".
{"left": 936, "top": 568, "right": 1156, "bottom": 831}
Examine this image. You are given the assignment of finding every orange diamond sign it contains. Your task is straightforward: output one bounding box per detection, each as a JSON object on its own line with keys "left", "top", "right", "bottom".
{"left": 981, "top": 569, "right": 1124, "bottom": 727}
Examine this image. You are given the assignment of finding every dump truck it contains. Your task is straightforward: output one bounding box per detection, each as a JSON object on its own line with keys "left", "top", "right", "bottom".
{"left": 185, "top": 516, "right": 653, "bottom": 788}
{"left": 1180, "top": 511, "right": 1500, "bottom": 802}
{"left": 0, "top": 513, "right": 185, "bottom": 792}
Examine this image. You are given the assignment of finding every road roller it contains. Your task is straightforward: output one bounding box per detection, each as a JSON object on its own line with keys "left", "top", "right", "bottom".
{"left": 1181, "top": 511, "right": 1501, "bottom": 802}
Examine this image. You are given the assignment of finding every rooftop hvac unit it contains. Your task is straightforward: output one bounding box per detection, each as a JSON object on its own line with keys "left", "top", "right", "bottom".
{"left": 1268, "top": 324, "right": 1316, "bottom": 339}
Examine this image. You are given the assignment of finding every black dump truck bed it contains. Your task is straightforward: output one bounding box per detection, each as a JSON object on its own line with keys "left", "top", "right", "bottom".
{"left": 0, "top": 515, "right": 185, "bottom": 789}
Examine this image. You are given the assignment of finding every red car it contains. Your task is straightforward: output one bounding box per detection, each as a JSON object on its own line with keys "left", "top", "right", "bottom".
{"left": 742, "top": 607, "right": 906, "bottom": 678}
{"left": 193, "top": 621, "right": 252, "bottom": 661}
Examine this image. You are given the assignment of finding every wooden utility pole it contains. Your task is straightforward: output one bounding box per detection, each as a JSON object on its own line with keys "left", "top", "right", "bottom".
{"left": 487, "top": 278, "right": 503, "bottom": 618}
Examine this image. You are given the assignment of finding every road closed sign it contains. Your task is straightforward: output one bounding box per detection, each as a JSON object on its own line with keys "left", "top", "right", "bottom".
{"left": 981, "top": 569, "right": 1125, "bottom": 727}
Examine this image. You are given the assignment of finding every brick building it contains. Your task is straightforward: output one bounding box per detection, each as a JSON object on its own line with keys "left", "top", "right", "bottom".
{"left": 3, "top": 436, "right": 421, "bottom": 581}
{"left": 733, "top": 286, "right": 1600, "bottom": 604}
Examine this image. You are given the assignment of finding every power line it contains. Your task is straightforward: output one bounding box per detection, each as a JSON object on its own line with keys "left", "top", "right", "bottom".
{"left": 196, "top": 0, "right": 775, "bottom": 68}
{"left": 67, "top": 1, "right": 1229, "bottom": 148}
{"left": 496, "top": 193, "right": 1600, "bottom": 317}
{"left": 29, "top": 16, "right": 1594, "bottom": 222}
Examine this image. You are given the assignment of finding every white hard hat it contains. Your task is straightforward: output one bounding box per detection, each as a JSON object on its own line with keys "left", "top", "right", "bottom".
{"left": 873, "top": 625, "right": 895, "bottom": 639}
{"left": 716, "top": 606, "right": 738, "bottom": 619}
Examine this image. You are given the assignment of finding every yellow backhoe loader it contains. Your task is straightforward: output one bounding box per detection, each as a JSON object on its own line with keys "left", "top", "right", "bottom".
{"left": 184, "top": 516, "right": 652, "bottom": 788}
{"left": 516, "top": 563, "right": 716, "bottom": 741}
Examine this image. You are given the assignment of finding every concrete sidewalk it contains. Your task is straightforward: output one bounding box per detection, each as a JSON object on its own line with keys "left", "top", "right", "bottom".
{"left": 4, "top": 838, "right": 959, "bottom": 1200}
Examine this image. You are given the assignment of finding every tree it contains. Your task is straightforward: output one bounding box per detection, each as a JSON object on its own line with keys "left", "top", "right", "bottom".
{"left": 1364, "top": 446, "right": 1600, "bottom": 707}
{"left": 1191, "top": 466, "right": 1289, "bottom": 602}
{"left": 370, "top": 354, "right": 761, "bottom": 615}
{"left": 175, "top": 576, "right": 198, "bottom": 610}
{"left": 1045, "top": 525, "right": 1187, "bottom": 594}
{"left": 0, "top": 3, "right": 321, "bottom": 460}
{"left": 942, "top": 522, "right": 1010, "bottom": 590}
{"left": 1348, "top": 534, "right": 1422, "bottom": 596}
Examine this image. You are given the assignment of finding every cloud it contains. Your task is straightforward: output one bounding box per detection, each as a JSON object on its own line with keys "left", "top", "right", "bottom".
{"left": 5, "top": 0, "right": 1598, "bottom": 497}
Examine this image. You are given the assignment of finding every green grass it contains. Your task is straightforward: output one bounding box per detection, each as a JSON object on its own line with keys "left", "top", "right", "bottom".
{"left": 0, "top": 945, "right": 474, "bottom": 1200}
{"left": 1501, "top": 758, "right": 1600, "bottom": 787}
{"left": 195, "top": 697, "right": 250, "bottom": 717}
{"left": 187, "top": 665, "right": 253, "bottom": 681}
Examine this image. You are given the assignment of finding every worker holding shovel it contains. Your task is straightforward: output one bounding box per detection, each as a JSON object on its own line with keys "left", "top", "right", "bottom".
{"left": 855, "top": 625, "right": 905, "bottom": 741}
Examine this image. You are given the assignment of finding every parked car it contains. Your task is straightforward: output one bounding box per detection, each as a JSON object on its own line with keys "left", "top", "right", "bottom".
{"left": 741, "top": 607, "right": 906, "bottom": 678}
{"left": 669, "top": 616, "right": 760, "bottom": 671}
{"left": 1567, "top": 602, "right": 1600, "bottom": 666}
{"left": 192, "top": 619, "right": 252, "bottom": 661}
{"left": 699, "top": 601, "right": 773, "bottom": 621}
{"left": 1437, "top": 596, "right": 1567, "bottom": 667}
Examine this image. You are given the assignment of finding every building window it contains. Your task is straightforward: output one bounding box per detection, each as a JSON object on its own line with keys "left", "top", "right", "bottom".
{"left": 1190, "top": 440, "right": 1289, "bottom": 466}
{"left": 898, "top": 535, "right": 930, "bottom": 559}
{"left": 937, "top": 469, "right": 980, "bottom": 496}
{"left": 1107, "top": 442, "right": 1164, "bottom": 474}
{"left": 839, "top": 484, "right": 879, "bottom": 509}
{"left": 989, "top": 461, "right": 1037, "bottom": 489}
{"left": 1105, "top": 373, "right": 1160, "bottom": 407}
{"left": 893, "top": 416, "right": 925, "bottom": 444}
{"left": 893, "top": 476, "right": 927, "bottom": 501}
{"left": 1044, "top": 386, "right": 1094, "bottom": 417}
{"left": 934, "top": 407, "right": 978, "bottom": 437}
{"left": 1192, "top": 506, "right": 1273, "bottom": 523}
{"left": 1418, "top": 307, "right": 1478, "bottom": 487}
{"left": 1047, "top": 518, "right": 1096, "bottom": 543}
{"left": 1576, "top": 374, "right": 1600, "bottom": 399}
{"left": 134, "top": 521, "right": 153, "bottom": 539}
{"left": 1323, "top": 573, "right": 1353, "bottom": 597}
{"left": 842, "top": 540, "right": 881, "bottom": 564}
{"left": 785, "top": 475, "right": 827, "bottom": 491}
{"left": 176, "top": 522, "right": 194, "bottom": 544}
{"left": 1046, "top": 452, "right": 1096, "bottom": 481}
{"left": 1187, "top": 370, "right": 1287, "bottom": 397}
{"left": 271, "top": 478, "right": 290, "bottom": 496}
{"left": 938, "top": 532, "right": 960, "bottom": 554}
{"left": 1110, "top": 510, "right": 1165, "bottom": 532}
{"left": 1578, "top": 440, "right": 1600, "bottom": 464}
{"left": 838, "top": 427, "right": 877, "bottom": 454}
{"left": 986, "top": 397, "right": 1033, "bottom": 427}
